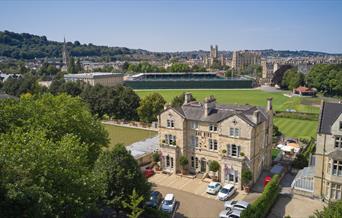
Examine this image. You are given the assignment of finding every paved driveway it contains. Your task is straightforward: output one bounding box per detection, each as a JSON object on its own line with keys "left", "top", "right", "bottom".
{"left": 149, "top": 173, "right": 246, "bottom": 201}
{"left": 268, "top": 195, "right": 325, "bottom": 218}
{"left": 155, "top": 185, "right": 224, "bottom": 218}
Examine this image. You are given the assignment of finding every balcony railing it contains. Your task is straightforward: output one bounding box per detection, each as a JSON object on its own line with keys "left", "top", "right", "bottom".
{"left": 160, "top": 143, "right": 178, "bottom": 149}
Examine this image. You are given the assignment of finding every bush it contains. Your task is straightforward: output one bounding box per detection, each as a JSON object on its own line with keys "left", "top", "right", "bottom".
{"left": 241, "top": 174, "right": 280, "bottom": 218}
{"left": 310, "top": 200, "right": 342, "bottom": 218}
{"left": 292, "top": 154, "right": 308, "bottom": 169}
{"left": 275, "top": 111, "right": 318, "bottom": 121}
{"left": 152, "top": 152, "right": 160, "bottom": 163}
{"left": 209, "top": 160, "right": 220, "bottom": 172}
{"left": 241, "top": 169, "right": 253, "bottom": 185}
{"left": 179, "top": 155, "right": 189, "bottom": 168}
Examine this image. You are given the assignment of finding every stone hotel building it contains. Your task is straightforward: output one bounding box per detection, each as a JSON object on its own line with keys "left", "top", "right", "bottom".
{"left": 158, "top": 93, "right": 273, "bottom": 188}
{"left": 314, "top": 102, "right": 342, "bottom": 200}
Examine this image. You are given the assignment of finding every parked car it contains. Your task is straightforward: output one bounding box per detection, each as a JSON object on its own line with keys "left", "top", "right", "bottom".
{"left": 224, "top": 200, "right": 249, "bottom": 211}
{"left": 145, "top": 191, "right": 162, "bottom": 208}
{"left": 217, "top": 184, "right": 236, "bottom": 201}
{"left": 144, "top": 167, "right": 155, "bottom": 178}
{"left": 161, "top": 193, "right": 176, "bottom": 213}
{"left": 207, "top": 182, "right": 222, "bottom": 195}
{"left": 219, "top": 208, "right": 242, "bottom": 218}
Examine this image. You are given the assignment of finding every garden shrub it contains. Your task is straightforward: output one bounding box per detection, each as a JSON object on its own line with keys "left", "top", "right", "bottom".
{"left": 241, "top": 174, "right": 281, "bottom": 218}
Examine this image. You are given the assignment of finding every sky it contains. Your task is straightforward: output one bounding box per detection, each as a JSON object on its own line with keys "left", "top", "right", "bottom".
{"left": 1, "top": 0, "right": 342, "bottom": 53}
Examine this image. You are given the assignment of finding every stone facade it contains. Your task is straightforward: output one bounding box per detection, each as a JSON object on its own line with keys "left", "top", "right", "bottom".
{"left": 231, "top": 51, "right": 261, "bottom": 73}
{"left": 314, "top": 102, "right": 342, "bottom": 201}
{"left": 158, "top": 93, "right": 273, "bottom": 188}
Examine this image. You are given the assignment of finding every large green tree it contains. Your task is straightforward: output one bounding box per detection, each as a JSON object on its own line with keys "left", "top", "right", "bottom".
{"left": 306, "top": 64, "right": 342, "bottom": 96}
{"left": 281, "top": 69, "right": 304, "bottom": 90}
{"left": 93, "top": 144, "right": 151, "bottom": 214}
{"left": 2, "top": 73, "right": 42, "bottom": 96}
{"left": 0, "top": 93, "right": 109, "bottom": 163}
{"left": 0, "top": 129, "right": 101, "bottom": 217}
{"left": 171, "top": 92, "right": 196, "bottom": 108}
{"left": 310, "top": 200, "right": 342, "bottom": 218}
{"left": 137, "top": 93, "right": 166, "bottom": 123}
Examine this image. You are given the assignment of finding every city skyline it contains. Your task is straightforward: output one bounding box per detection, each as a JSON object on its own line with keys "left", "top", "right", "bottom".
{"left": 1, "top": 0, "right": 342, "bottom": 53}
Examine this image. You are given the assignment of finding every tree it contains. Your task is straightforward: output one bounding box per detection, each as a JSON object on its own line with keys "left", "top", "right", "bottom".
{"left": 209, "top": 160, "right": 220, "bottom": 173}
{"left": 110, "top": 85, "right": 140, "bottom": 120}
{"left": 67, "top": 56, "right": 76, "bottom": 74}
{"left": 0, "top": 93, "right": 109, "bottom": 164}
{"left": 281, "top": 69, "right": 304, "bottom": 90}
{"left": 310, "top": 200, "right": 342, "bottom": 218}
{"left": 241, "top": 169, "right": 253, "bottom": 186}
{"left": 179, "top": 155, "right": 189, "bottom": 173}
{"left": 2, "top": 73, "right": 42, "bottom": 96}
{"left": 93, "top": 144, "right": 151, "bottom": 213}
{"left": 171, "top": 92, "right": 196, "bottom": 108}
{"left": 59, "top": 80, "right": 83, "bottom": 96}
{"left": 137, "top": 93, "right": 166, "bottom": 123}
{"left": 75, "top": 58, "right": 82, "bottom": 73}
{"left": 0, "top": 128, "right": 101, "bottom": 217}
{"left": 123, "top": 189, "right": 145, "bottom": 218}
{"left": 292, "top": 154, "right": 308, "bottom": 169}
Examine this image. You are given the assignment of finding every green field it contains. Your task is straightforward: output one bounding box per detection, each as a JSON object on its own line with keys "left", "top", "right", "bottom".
{"left": 136, "top": 89, "right": 320, "bottom": 114}
{"left": 104, "top": 125, "right": 157, "bottom": 149}
{"left": 274, "top": 117, "right": 317, "bottom": 139}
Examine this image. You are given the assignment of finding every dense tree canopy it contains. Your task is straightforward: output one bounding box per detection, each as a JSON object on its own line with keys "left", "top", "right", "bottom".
{"left": 310, "top": 200, "right": 342, "bottom": 218}
{"left": 281, "top": 68, "right": 304, "bottom": 90}
{"left": 171, "top": 92, "right": 196, "bottom": 108}
{"left": 0, "top": 94, "right": 109, "bottom": 163}
{"left": 2, "top": 73, "right": 42, "bottom": 96}
{"left": 93, "top": 144, "right": 150, "bottom": 213}
{"left": 137, "top": 93, "right": 166, "bottom": 123}
{"left": 306, "top": 64, "right": 342, "bottom": 96}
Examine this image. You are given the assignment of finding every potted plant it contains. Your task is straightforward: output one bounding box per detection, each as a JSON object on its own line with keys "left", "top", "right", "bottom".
{"left": 179, "top": 155, "right": 189, "bottom": 175}
{"left": 152, "top": 152, "right": 160, "bottom": 171}
{"left": 240, "top": 152, "right": 245, "bottom": 157}
{"left": 241, "top": 169, "right": 253, "bottom": 193}
{"left": 221, "top": 149, "right": 227, "bottom": 156}
{"left": 209, "top": 160, "right": 220, "bottom": 181}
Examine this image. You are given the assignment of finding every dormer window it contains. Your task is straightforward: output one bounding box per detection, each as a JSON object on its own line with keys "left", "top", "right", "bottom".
{"left": 167, "top": 119, "right": 174, "bottom": 128}
{"left": 209, "top": 124, "right": 218, "bottom": 132}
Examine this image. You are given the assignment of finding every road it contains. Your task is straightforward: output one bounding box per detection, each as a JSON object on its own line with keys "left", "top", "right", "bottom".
{"left": 154, "top": 185, "right": 224, "bottom": 218}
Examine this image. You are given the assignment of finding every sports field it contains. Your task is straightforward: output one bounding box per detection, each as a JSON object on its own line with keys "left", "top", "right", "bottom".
{"left": 274, "top": 117, "right": 317, "bottom": 139}
{"left": 104, "top": 125, "right": 157, "bottom": 149}
{"left": 136, "top": 89, "right": 320, "bottom": 114}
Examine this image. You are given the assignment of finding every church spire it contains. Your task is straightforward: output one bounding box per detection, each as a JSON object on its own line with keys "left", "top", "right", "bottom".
{"left": 62, "top": 36, "right": 68, "bottom": 65}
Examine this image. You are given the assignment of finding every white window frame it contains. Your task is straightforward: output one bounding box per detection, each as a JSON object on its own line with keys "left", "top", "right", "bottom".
{"left": 331, "top": 183, "right": 342, "bottom": 200}
{"left": 209, "top": 124, "right": 218, "bottom": 132}
{"left": 167, "top": 119, "right": 174, "bottom": 128}
{"left": 208, "top": 139, "right": 218, "bottom": 151}
{"left": 191, "top": 121, "right": 198, "bottom": 130}
{"left": 229, "top": 128, "right": 240, "bottom": 138}
{"left": 335, "top": 136, "right": 342, "bottom": 148}
{"left": 228, "top": 144, "right": 240, "bottom": 157}
{"left": 332, "top": 160, "right": 342, "bottom": 176}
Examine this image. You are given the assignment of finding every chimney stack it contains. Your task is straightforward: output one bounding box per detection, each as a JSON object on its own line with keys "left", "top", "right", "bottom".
{"left": 253, "top": 110, "right": 260, "bottom": 124}
{"left": 184, "top": 92, "right": 192, "bottom": 105}
{"left": 267, "top": 98, "right": 273, "bottom": 111}
{"left": 204, "top": 96, "right": 216, "bottom": 117}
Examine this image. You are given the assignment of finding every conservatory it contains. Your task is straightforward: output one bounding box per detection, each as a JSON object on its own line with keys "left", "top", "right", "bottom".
{"left": 291, "top": 166, "right": 315, "bottom": 197}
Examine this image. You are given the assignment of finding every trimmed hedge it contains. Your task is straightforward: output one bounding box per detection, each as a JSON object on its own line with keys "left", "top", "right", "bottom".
{"left": 274, "top": 111, "right": 318, "bottom": 121}
{"left": 241, "top": 174, "right": 281, "bottom": 218}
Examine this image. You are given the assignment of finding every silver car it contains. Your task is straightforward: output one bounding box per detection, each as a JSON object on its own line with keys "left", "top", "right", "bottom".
{"left": 219, "top": 208, "right": 242, "bottom": 218}
{"left": 224, "top": 200, "right": 249, "bottom": 211}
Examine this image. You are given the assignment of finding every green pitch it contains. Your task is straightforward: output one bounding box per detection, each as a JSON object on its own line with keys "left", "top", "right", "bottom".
{"left": 135, "top": 89, "right": 320, "bottom": 114}
{"left": 104, "top": 125, "right": 157, "bottom": 149}
{"left": 274, "top": 117, "right": 317, "bottom": 139}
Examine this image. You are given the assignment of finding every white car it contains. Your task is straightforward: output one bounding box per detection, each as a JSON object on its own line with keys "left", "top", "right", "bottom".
{"left": 224, "top": 200, "right": 250, "bottom": 211}
{"left": 217, "top": 184, "right": 236, "bottom": 201}
{"left": 161, "top": 193, "right": 176, "bottom": 213}
{"left": 207, "top": 182, "right": 222, "bottom": 195}
{"left": 218, "top": 208, "right": 242, "bottom": 218}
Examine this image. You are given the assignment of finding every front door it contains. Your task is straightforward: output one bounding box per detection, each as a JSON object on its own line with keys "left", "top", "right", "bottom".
{"left": 201, "top": 159, "right": 206, "bottom": 173}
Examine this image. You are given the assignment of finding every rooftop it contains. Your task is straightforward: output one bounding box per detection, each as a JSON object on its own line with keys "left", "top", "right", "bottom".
{"left": 318, "top": 101, "right": 342, "bottom": 134}
{"left": 64, "top": 72, "right": 123, "bottom": 79}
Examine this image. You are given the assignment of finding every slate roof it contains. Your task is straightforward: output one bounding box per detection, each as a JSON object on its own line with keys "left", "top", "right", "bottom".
{"left": 329, "top": 150, "right": 342, "bottom": 161}
{"left": 318, "top": 102, "right": 342, "bottom": 134}
{"left": 172, "top": 101, "right": 268, "bottom": 126}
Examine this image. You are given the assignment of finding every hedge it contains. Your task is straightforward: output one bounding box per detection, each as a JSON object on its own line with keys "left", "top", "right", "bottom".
{"left": 241, "top": 174, "right": 281, "bottom": 218}
{"left": 274, "top": 111, "right": 318, "bottom": 121}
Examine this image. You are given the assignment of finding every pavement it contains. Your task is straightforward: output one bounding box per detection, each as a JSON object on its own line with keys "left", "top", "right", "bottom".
{"left": 149, "top": 173, "right": 247, "bottom": 201}
{"left": 154, "top": 185, "right": 224, "bottom": 218}
{"left": 268, "top": 195, "right": 325, "bottom": 218}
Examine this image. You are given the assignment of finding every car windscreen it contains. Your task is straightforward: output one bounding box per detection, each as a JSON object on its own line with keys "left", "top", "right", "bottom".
{"left": 220, "top": 188, "right": 229, "bottom": 194}
{"left": 208, "top": 185, "right": 216, "bottom": 189}
{"left": 164, "top": 199, "right": 173, "bottom": 205}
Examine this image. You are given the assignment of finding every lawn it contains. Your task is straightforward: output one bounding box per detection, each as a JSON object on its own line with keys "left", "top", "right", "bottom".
{"left": 274, "top": 117, "right": 318, "bottom": 139}
{"left": 135, "top": 89, "right": 320, "bottom": 114}
{"left": 104, "top": 125, "right": 157, "bottom": 149}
